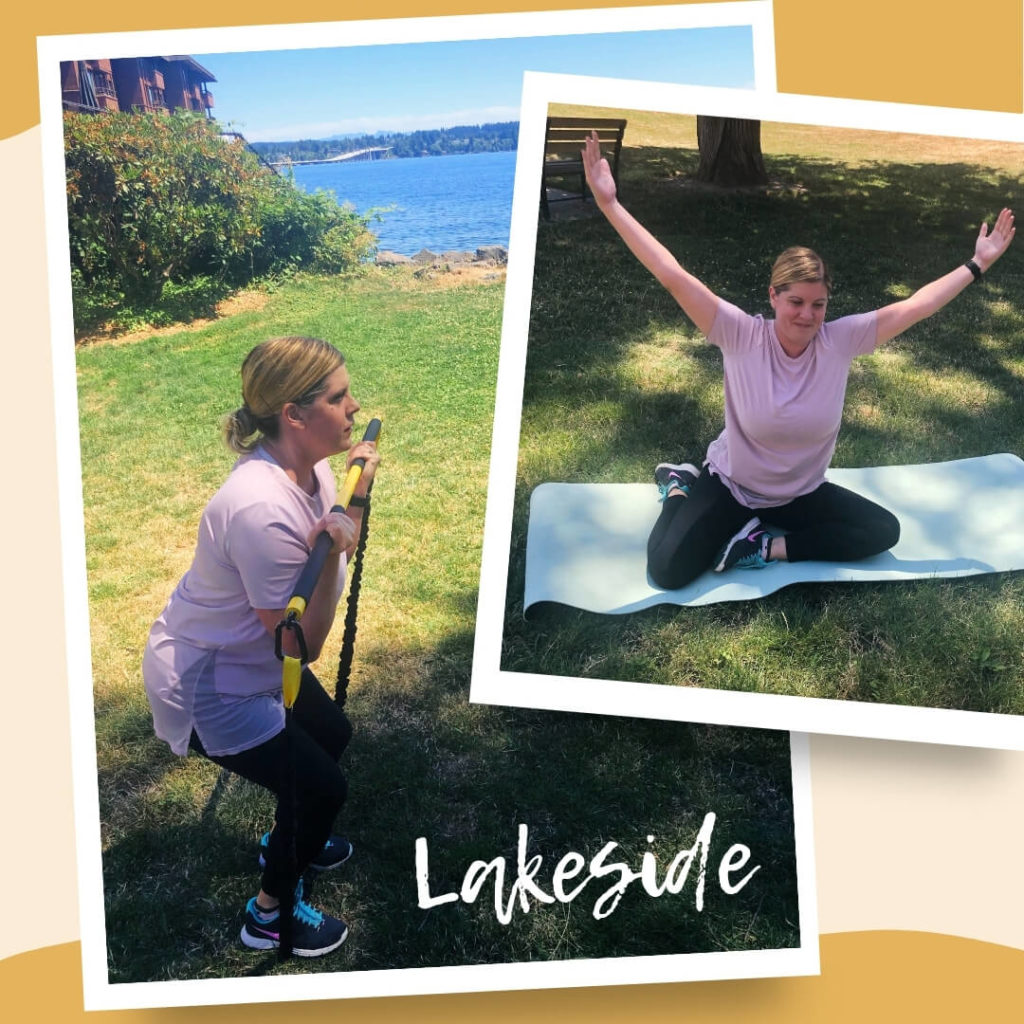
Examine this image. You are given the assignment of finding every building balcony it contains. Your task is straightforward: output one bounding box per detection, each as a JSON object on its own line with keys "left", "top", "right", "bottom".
{"left": 93, "top": 70, "right": 116, "bottom": 98}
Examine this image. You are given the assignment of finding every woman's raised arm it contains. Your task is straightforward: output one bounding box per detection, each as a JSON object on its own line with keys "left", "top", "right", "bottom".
{"left": 582, "top": 131, "right": 720, "bottom": 336}
{"left": 874, "top": 208, "right": 1015, "bottom": 345}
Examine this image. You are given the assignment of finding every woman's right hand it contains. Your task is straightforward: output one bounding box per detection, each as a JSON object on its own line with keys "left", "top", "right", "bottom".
{"left": 308, "top": 510, "right": 357, "bottom": 555}
{"left": 582, "top": 130, "right": 618, "bottom": 209}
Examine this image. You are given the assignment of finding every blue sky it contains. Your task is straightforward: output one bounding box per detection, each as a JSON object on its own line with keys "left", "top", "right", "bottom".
{"left": 195, "top": 26, "right": 753, "bottom": 141}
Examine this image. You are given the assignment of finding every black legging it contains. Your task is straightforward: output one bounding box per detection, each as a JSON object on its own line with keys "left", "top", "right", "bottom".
{"left": 190, "top": 669, "right": 352, "bottom": 899}
{"left": 647, "top": 466, "right": 901, "bottom": 590}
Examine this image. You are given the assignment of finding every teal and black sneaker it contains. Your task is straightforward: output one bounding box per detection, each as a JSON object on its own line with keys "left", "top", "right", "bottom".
{"left": 240, "top": 879, "right": 348, "bottom": 958}
{"left": 259, "top": 831, "right": 354, "bottom": 872}
{"left": 714, "top": 518, "right": 775, "bottom": 572}
{"left": 654, "top": 462, "right": 699, "bottom": 502}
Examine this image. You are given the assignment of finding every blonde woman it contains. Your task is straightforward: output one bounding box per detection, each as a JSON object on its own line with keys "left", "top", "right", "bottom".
{"left": 581, "top": 131, "right": 1015, "bottom": 589}
{"left": 143, "top": 335, "right": 380, "bottom": 957}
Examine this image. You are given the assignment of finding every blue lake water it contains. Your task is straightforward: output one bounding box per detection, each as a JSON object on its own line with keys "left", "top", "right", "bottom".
{"left": 291, "top": 150, "right": 518, "bottom": 256}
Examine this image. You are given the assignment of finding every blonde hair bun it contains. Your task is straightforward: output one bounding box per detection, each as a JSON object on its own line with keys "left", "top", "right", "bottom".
{"left": 222, "top": 336, "right": 345, "bottom": 453}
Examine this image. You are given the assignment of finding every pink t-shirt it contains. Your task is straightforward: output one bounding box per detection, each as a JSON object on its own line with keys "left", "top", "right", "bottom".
{"left": 143, "top": 447, "right": 346, "bottom": 756}
{"left": 705, "top": 299, "right": 877, "bottom": 507}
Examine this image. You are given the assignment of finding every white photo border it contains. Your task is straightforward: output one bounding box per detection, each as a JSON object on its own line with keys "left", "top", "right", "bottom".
{"left": 36, "top": 3, "right": 818, "bottom": 1012}
{"left": 470, "top": 69, "right": 1024, "bottom": 751}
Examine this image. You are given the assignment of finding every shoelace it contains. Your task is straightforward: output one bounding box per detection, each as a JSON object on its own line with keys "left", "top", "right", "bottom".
{"left": 293, "top": 897, "right": 324, "bottom": 928}
{"left": 658, "top": 476, "right": 689, "bottom": 499}
{"left": 292, "top": 879, "right": 324, "bottom": 928}
{"left": 737, "top": 533, "right": 770, "bottom": 565}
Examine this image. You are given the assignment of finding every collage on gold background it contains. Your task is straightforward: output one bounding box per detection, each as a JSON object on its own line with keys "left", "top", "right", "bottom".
{"left": 3, "top": 1, "right": 1023, "bottom": 1020}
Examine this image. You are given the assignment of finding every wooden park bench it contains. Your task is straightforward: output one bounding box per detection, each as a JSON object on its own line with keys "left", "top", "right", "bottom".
{"left": 540, "top": 116, "right": 627, "bottom": 220}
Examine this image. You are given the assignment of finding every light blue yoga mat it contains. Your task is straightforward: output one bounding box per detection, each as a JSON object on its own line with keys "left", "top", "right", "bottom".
{"left": 524, "top": 454, "right": 1024, "bottom": 615}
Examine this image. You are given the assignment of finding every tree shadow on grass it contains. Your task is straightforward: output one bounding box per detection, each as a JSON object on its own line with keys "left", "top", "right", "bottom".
{"left": 99, "top": 586, "right": 801, "bottom": 983}
{"left": 326, "top": 611, "right": 801, "bottom": 972}
{"left": 507, "top": 145, "right": 1023, "bottom": 711}
{"left": 530, "top": 136, "right": 1024, "bottom": 437}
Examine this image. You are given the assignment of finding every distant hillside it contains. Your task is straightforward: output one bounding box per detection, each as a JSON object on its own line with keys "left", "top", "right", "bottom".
{"left": 251, "top": 121, "right": 519, "bottom": 162}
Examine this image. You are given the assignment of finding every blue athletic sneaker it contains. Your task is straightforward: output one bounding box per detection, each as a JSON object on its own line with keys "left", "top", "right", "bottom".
{"left": 654, "top": 462, "right": 699, "bottom": 502}
{"left": 715, "top": 518, "right": 775, "bottom": 572}
{"left": 240, "top": 878, "right": 348, "bottom": 957}
{"left": 259, "top": 831, "right": 353, "bottom": 872}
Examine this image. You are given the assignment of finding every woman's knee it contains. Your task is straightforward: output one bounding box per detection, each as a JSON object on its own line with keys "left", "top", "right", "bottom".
{"left": 647, "top": 520, "right": 729, "bottom": 589}
{"left": 880, "top": 505, "right": 897, "bottom": 548}
{"left": 647, "top": 550, "right": 705, "bottom": 590}
{"left": 876, "top": 508, "right": 901, "bottom": 552}
{"left": 298, "top": 698, "right": 353, "bottom": 762}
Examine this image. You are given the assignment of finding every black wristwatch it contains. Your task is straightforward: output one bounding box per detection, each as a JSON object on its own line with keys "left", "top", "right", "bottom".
{"left": 348, "top": 494, "right": 370, "bottom": 509}
{"left": 964, "top": 258, "right": 983, "bottom": 283}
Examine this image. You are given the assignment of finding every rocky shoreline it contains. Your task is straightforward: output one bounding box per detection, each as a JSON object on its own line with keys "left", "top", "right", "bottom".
{"left": 375, "top": 245, "right": 508, "bottom": 268}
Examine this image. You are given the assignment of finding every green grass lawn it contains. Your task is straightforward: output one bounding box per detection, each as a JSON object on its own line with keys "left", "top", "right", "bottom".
{"left": 78, "top": 266, "right": 800, "bottom": 982}
{"left": 503, "top": 107, "right": 1024, "bottom": 712}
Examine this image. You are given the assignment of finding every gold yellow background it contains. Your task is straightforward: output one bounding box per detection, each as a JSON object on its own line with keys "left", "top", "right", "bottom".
{"left": 4, "top": 1, "right": 1022, "bottom": 1018}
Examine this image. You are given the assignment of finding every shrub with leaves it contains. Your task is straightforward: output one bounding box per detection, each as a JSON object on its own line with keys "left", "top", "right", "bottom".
{"left": 64, "top": 110, "right": 376, "bottom": 332}
{"left": 312, "top": 202, "right": 381, "bottom": 274}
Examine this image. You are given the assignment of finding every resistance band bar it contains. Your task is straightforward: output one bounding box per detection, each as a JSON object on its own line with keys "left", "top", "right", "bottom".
{"left": 272, "top": 415, "right": 381, "bottom": 960}
{"left": 275, "top": 416, "right": 382, "bottom": 708}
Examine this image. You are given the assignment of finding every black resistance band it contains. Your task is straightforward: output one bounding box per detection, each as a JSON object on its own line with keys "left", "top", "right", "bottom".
{"left": 272, "top": 416, "right": 382, "bottom": 958}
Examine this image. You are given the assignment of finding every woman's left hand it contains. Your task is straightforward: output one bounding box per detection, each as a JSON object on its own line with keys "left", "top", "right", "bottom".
{"left": 346, "top": 438, "right": 381, "bottom": 498}
{"left": 974, "top": 207, "right": 1015, "bottom": 271}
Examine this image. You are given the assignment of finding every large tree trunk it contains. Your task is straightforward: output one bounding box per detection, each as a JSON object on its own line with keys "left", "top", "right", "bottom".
{"left": 695, "top": 116, "right": 768, "bottom": 187}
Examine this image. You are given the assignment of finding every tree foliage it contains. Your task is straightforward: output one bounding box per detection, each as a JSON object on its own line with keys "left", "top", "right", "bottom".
{"left": 64, "top": 110, "right": 377, "bottom": 332}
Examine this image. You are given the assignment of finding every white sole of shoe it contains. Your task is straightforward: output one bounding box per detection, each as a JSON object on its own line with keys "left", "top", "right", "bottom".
{"left": 655, "top": 461, "right": 700, "bottom": 478}
{"left": 292, "top": 924, "right": 349, "bottom": 957}
{"left": 240, "top": 922, "right": 349, "bottom": 957}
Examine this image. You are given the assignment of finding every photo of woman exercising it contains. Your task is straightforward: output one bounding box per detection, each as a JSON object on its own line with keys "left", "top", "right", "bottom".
{"left": 142, "top": 335, "right": 380, "bottom": 957}
{"left": 581, "top": 131, "right": 1015, "bottom": 591}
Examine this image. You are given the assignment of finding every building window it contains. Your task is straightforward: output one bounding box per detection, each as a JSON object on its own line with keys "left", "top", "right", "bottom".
{"left": 146, "top": 85, "right": 166, "bottom": 108}
{"left": 92, "top": 70, "right": 115, "bottom": 98}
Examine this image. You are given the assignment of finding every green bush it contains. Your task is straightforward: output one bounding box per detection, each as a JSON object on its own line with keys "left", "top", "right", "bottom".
{"left": 64, "top": 110, "right": 377, "bottom": 333}
{"left": 313, "top": 202, "right": 380, "bottom": 274}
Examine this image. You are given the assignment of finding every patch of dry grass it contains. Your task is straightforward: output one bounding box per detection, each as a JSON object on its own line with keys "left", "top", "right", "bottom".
{"left": 549, "top": 103, "right": 1024, "bottom": 173}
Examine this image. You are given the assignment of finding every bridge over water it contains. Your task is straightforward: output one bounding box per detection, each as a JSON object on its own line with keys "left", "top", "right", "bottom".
{"left": 270, "top": 147, "right": 392, "bottom": 168}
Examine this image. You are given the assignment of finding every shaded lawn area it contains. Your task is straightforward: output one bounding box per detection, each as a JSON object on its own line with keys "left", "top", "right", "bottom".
{"left": 79, "top": 268, "right": 801, "bottom": 982}
{"left": 504, "top": 109, "right": 1024, "bottom": 712}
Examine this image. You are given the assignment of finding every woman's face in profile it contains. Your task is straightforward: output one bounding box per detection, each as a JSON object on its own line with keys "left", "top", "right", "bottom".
{"left": 296, "top": 365, "right": 360, "bottom": 459}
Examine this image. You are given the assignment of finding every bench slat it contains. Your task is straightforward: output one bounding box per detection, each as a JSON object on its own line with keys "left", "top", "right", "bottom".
{"left": 546, "top": 117, "right": 628, "bottom": 129}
